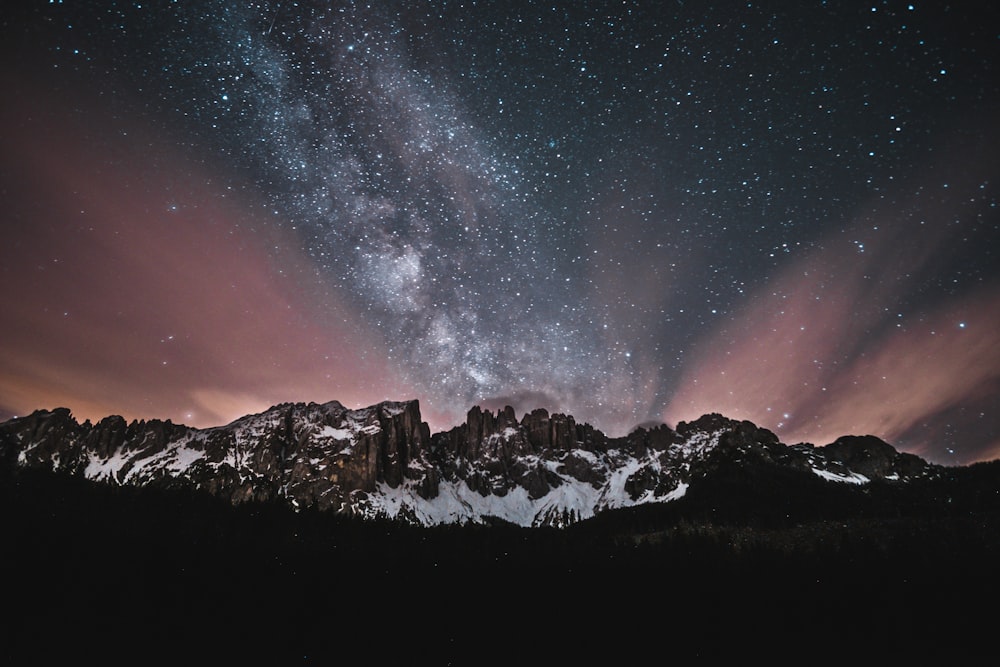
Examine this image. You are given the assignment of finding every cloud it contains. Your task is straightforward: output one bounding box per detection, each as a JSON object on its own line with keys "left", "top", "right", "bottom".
{"left": 0, "top": 89, "right": 405, "bottom": 428}
{"left": 663, "top": 155, "right": 1000, "bottom": 464}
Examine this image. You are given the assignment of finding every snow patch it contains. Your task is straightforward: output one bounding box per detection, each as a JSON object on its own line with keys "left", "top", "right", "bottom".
{"left": 812, "top": 468, "right": 870, "bottom": 484}
{"left": 317, "top": 425, "right": 356, "bottom": 442}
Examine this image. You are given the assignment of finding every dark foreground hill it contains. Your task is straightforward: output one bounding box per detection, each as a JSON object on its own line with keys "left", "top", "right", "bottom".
{"left": 3, "top": 456, "right": 998, "bottom": 663}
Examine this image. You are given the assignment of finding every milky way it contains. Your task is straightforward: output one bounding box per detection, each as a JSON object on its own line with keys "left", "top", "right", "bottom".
{"left": 2, "top": 2, "right": 998, "bottom": 463}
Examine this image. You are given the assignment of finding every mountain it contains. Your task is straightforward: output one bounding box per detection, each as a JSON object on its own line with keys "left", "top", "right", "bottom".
{"left": 0, "top": 398, "right": 939, "bottom": 527}
{"left": 2, "top": 398, "right": 998, "bottom": 662}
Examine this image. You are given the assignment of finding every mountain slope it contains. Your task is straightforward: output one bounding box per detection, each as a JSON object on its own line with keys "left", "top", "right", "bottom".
{"left": 0, "top": 398, "right": 940, "bottom": 526}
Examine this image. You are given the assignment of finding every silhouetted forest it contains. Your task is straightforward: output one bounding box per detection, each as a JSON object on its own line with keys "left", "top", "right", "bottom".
{"left": 2, "top": 460, "right": 997, "bottom": 661}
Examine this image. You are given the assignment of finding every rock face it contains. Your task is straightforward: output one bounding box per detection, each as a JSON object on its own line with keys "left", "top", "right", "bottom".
{"left": 0, "top": 400, "right": 939, "bottom": 527}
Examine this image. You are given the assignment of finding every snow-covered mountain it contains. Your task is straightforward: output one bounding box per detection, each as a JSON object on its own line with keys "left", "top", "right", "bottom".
{"left": 0, "top": 399, "right": 936, "bottom": 527}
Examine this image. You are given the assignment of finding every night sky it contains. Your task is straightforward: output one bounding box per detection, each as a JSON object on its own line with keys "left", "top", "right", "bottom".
{"left": 2, "top": 2, "right": 998, "bottom": 464}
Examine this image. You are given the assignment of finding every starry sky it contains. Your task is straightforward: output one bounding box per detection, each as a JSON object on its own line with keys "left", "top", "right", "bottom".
{"left": 2, "top": 1, "right": 998, "bottom": 464}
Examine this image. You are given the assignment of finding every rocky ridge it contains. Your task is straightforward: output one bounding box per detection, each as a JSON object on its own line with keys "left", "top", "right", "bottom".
{"left": 0, "top": 399, "right": 937, "bottom": 527}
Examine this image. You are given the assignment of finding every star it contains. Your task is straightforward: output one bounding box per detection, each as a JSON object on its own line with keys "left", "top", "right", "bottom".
{"left": 0, "top": 0, "right": 997, "bottom": 464}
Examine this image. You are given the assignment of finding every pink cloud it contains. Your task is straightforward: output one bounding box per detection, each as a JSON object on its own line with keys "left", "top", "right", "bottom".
{"left": 0, "top": 92, "right": 408, "bottom": 428}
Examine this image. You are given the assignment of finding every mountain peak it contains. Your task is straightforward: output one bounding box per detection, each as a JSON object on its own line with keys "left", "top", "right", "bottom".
{"left": 821, "top": 434, "right": 929, "bottom": 480}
